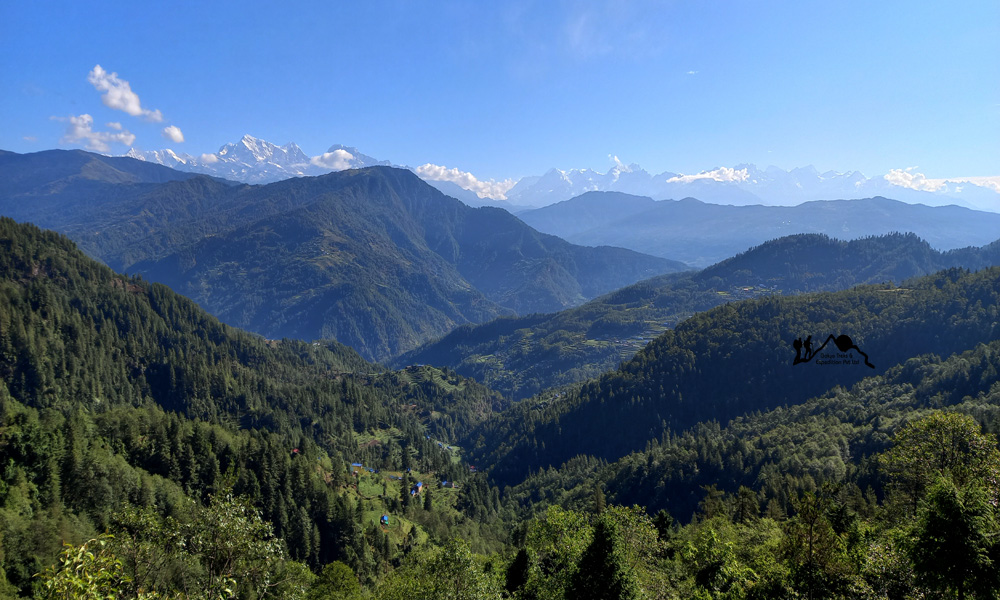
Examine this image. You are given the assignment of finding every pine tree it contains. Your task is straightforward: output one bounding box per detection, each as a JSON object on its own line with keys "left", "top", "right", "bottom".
{"left": 910, "top": 477, "right": 999, "bottom": 599}
{"left": 592, "top": 485, "right": 606, "bottom": 515}
{"left": 565, "top": 517, "right": 642, "bottom": 600}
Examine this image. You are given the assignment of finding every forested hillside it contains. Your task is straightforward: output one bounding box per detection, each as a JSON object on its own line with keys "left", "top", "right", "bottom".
{"left": 399, "top": 232, "right": 1000, "bottom": 399}
{"left": 5, "top": 217, "right": 1000, "bottom": 598}
{"left": 466, "top": 264, "right": 1000, "bottom": 486}
{"left": 0, "top": 151, "right": 683, "bottom": 360}
{"left": 493, "top": 407, "right": 1000, "bottom": 599}
{"left": 0, "top": 218, "right": 512, "bottom": 596}
{"left": 507, "top": 336, "right": 1000, "bottom": 520}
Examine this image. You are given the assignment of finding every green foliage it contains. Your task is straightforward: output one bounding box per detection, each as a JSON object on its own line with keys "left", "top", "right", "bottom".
{"left": 591, "top": 485, "right": 606, "bottom": 515}
{"left": 32, "top": 494, "right": 312, "bottom": 600}
{"left": 10, "top": 188, "right": 1000, "bottom": 600}
{"left": 34, "top": 536, "right": 136, "bottom": 600}
{"left": 497, "top": 367, "right": 1000, "bottom": 598}
{"left": 854, "top": 531, "right": 919, "bottom": 600}
{"left": 909, "top": 477, "right": 999, "bottom": 599}
{"left": 374, "top": 539, "right": 501, "bottom": 600}
{"left": 782, "top": 491, "right": 851, "bottom": 598}
{"left": 185, "top": 493, "right": 293, "bottom": 599}
{"left": 596, "top": 506, "right": 663, "bottom": 597}
{"left": 306, "top": 562, "right": 361, "bottom": 600}
{"left": 515, "top": 506, "right": 593, "bottom": 600}
{"left": 107, "top": 506, "right": 183, "bottom": 598}
{"left": 880, "top": 411, "right": 1000, "bottom": 510}
{"left": 473, "top": 265, "right": 1000, "bottom": 489}
{"left": 674, "top": 517, "right": 785, "bottom": 598}
{"left": 1, "top": 156, "right": 681, "bottom": 361}
{"left": 503, "top": 335, "right": 1000, "bottom": 543}
{"left": 400, "top": 232, "right": 1000, "bottom": 399}
{"left": 0, "top": 218, "right": 511, "bottom": 595}
{"left": 565, "top": 517, "right": 642, "bottom": 600}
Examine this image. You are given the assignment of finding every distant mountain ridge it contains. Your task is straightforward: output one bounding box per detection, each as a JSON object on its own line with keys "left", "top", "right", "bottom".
{"left": 505, "top": 162, "right": 1000, "bottom": 210}
{"left": 119, "top": 135, "right": 1000, "bottom": 211}
{"left": 0, "top": 149, "right": 682, "bottom": 360}
{"left": 521, "top": 193, "right": 1000, "bottom": 266}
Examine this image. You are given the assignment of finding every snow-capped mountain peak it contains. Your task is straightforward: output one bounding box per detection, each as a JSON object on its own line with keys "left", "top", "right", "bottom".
{"left": 120, "top": 135, "right": 397, "bottom": 184}
{"left": 118, "top": 136, "right": 1000, "bottom": 211}
{"left": 125, "top": 147, "right": 195, "bottom": 168}
{"left": 507, "top": 162, "right": 1000, "bottom": 210}
{"left": 214, "top": 135, "right": 310, "bottom": 168}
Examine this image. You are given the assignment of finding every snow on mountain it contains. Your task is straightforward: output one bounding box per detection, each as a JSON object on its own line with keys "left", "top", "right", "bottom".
{"left": 125, "top": 147, "right": 195, "bottom": 169}
{"left": 505, "top": 162, "right": 667, "bottom": 206}
{"left": 508, "top": 164, "right": 762, "bottom": 207}
{"left": 122, "top": 135, "right": 1000, "bottom": 211}
{"left": 217, "top": 135, "right": 310, "bottom": 168}
{"left": 507, "top": 162, "right": 1000, "bottom": 210}
{"left": 125, "top": 136, "right": 395, "bottom": 184}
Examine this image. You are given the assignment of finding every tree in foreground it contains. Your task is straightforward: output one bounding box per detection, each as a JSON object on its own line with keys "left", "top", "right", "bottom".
{"left": 34, "top": 535, "right": 142, "bottom": 600}
{"left": 32, "top": 494, "right": 311, "bottom": 599}
{"left": 783, "top": 491, "right": 850, "bottom": 599}
{"left": 516, "top": 505, "right": 593, "bottom": 600}
{"left": 307, "top": 561, "right": 362, "bottom": 600}
{"left": 909, "top": 477, "right": 998, "bottom": 600}
{"left": 880, "top": 411, "right": 1000, "bottom": 511}
{"left": 565, "top": 516, "right": 642, "bottom": 600}
{"left": 375, "top": 538, "right": 501, "bottom": 600}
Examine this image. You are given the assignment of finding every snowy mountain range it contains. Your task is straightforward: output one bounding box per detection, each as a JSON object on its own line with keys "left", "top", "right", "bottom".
{"left": 504, "top": 161, "right": 1000, "bottom": 211}
{"left": 126, "top": 135, "right": 390, "bottom": 184}
{"left": 124, "top": 136, "right": 1000, "bottom": 212}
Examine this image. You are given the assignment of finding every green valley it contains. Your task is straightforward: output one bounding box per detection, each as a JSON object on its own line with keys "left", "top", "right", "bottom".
{"left": 399, "top": 232, "right": 1000, "bottom": 399}
{"left": 5, "top": 216, "right": 1000, "bottom": 598}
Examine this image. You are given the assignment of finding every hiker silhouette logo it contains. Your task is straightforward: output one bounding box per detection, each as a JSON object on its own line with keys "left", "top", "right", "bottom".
{"left": 792, "top": 334, "right": 874, "bottom": 369}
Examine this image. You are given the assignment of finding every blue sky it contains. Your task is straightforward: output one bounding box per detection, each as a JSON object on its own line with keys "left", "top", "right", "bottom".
{"left": 2, "top": 1, "right": 997, "bottom": 182}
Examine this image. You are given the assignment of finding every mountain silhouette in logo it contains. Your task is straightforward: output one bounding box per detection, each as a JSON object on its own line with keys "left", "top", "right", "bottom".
{"left": 793, "top": 334, "right": 874, "bottom": 369}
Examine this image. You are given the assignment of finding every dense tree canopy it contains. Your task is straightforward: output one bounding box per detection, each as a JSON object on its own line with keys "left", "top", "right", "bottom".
{"left": 5, "top": 217, "right": 1000, "bottom": 598}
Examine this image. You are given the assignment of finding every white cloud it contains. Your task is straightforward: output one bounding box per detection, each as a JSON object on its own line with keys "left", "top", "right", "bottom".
{"left": 22, "top": 136, "right": 37, "bottom": 142}
{"left": 87, "top": 64, "right": 163, "bottom": 122}
{"left": 667, "top": 167, "right": 750, "bottom": 184}
{"left": 884, "top": 168, "right": 947, "bottom": 192}
{"left": 161, "top": 125, "right": 184, "bottom": 143}
{"left": 686, "top": 70, "right": 698, "bottom": 75}
{"left": 53, "top": 114, "right": 135, "bottom": 153}
{"left": 199, "top": 153, "right": 219, "bottom": 164}
{"left": 106, "top": 122, "right": 123, "bottom": 130}
{"left": 311, "top": 149, "right": 355, "bottom": 170}
{"left": 415, "top": 163, "right": 516, "bottom": 200}
{"left": 886, "top": 169, "right": 1000, "bottom": 195}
